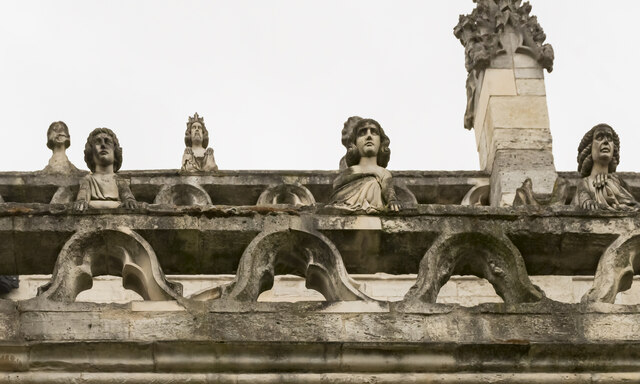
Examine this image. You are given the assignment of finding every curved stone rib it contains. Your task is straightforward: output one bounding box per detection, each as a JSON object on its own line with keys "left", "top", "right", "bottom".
{"left": 191, "top": 229, "right": 369, "bottom": 302}
{"left": 403, "top": 231, "right": 544, "bottom": 305}
{"left": 37, "top": 227, "right": 182, "bottom": 302}
{"left": 461, "top": 181, "right": 490, "bottom": 206}
{"left": 256, "top": 184, "right": 316, "bottom": 206}
{"left": 393, "top": 185, "right": 418, "bottom": 208}
{"left": 582, "top": 231, "right": 640, "bottom": 304}
{"left": 154, "top": 183, "right": 212, "bottom": 206}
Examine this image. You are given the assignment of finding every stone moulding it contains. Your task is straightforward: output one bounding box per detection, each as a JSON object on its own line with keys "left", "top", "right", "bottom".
{"left": 256, "top": 183, "right": 316, "bottom": 206}
{"left": 583, "top": 229, "right": 640, "bottom": 303}
{"left": 191, "top": 226, "right": 370, "bottom": 302}
{"left": 0, "top": 170, "right": 490, "bottom": 206}
{"left": 37, "top": 227, "right": 183, "bottom": 302}
{"left": 0, "top": 203, "right": 638, "bottom": 277}
{"left": 4, "top": 300, "right": 640, "bottom": 381}
{"left": 460, "top": 180, "right": 490, "bottom": 205}
{"left": 154, "top": 182, "right": 212, "bottom": 206}
{"left": 403, "top": 230, "right": 544, "bottom": 306}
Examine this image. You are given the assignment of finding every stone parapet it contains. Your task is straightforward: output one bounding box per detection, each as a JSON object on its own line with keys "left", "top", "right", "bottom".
{"left": 0, "top": 170, "right": 488, "bottom": 206}
{"left": 0, "top": 203, "right": 638, "bottom": 277}
{"left": 1, "top": 300, "right": 640, "bottom": 382}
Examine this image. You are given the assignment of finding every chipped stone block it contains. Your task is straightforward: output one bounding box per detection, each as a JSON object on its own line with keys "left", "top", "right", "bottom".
{"left": 490, "top": 150, "right": 557, "bottom": 206}
{"left": 491, "top": 128, "right": 552, "bottom": 151}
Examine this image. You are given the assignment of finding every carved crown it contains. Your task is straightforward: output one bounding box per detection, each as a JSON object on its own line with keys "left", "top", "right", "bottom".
{"left": 187, "top": 113, "right": 205, "bottom": 128}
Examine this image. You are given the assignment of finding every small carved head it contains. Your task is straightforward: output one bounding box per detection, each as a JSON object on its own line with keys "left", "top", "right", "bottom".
{"left": 184, "top": 113, "right": 209, "bottom": 148}
{"left": 577, "top": 123, "right": 620, "bottom": 177}
{"left": 46, "top": 121, "right": 70, "bottom": 150}
{"left": 343, "top": 118, "right": 391, "bottom": 168}
{"left": 83, "top": 128, "right": 123, "bottom": 173}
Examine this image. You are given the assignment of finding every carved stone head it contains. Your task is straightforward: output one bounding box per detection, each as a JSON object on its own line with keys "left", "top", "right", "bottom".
{"left": 184, "top": 113, "right": 210, "bottom": 148}
{"left": 83, "top": 128, "right": 123, "bottom": 173}
{"left": 46, "top": 121, "right": 71, "bottom": 150}
{"left": 577, "top": 123, "right": 620, "bottom": 177}
{"left": 343, "top": 118, "right": 390, "bottom": 168}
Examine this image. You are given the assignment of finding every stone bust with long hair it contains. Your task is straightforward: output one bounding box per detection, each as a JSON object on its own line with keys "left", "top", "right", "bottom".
{"left": 42, "top": 121, "right": 81, "bottom": 174}
{"left": 329, "top": 117, "right": 400, "bottom": 213}
{"left": 74, "top": 128, "right": 137, "bottom": 211}
{"left": 573, "top": 123, "right": 638, "bottom": 211}
{"left": 181, "top": 113, "right": 218, "bottom": 172}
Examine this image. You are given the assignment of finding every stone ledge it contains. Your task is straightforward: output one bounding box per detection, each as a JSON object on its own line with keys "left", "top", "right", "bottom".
{"left": 9, "top": 301, "right": 640, "bottom": 343}
{"left": 0, "top": 170, "right": 490, "bottom": 206}
{"left": 1, "top": 372, "right": 639, "bottom": 383}
{"left": 3, "top": 303, "right": 640, "bottom": 379}
{"left": 0, "top": 206, "right": 638, "bottom": 276}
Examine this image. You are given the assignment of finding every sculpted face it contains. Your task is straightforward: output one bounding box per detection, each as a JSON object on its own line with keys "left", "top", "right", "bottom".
{"left": 92, "top": 132, "right": 115, "bottom": 167}
{"left": 190, "top": 122, "right": 203, "bottom": 145}
{"left": 355, "top": 122, "right": 381, "bottom": 158}
{"left": 592, "top": 126, "right": 614, "bottom": 165}
{"left": 48, "top": 123, "right": 69, "bottom": 146}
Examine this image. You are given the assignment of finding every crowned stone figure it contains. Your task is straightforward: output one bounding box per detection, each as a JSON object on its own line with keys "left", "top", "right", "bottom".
{"left": 573, "top": 123, "right": 639, "bottom": 211}
{"left": 181, "top": 113, "right": 218, "bottom": 172}
{"left": 329, "top": 117, "right": 401, "bottom": 213}
{"left": 74, "top": 128, "right": 137, "bottom": 211}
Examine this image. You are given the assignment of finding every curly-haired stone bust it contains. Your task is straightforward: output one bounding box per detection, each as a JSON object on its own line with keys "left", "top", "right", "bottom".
{"left": 181, "top": 113, "right": 218, "bottom": 172}
{"left": 329, "top": 117, "right": 401, "bottom": 213}
{"left": 74, "top": 128, "right": 137, "bottom": 211}
{"left": 573, "top": 123, "right": 638, "bottom": 211}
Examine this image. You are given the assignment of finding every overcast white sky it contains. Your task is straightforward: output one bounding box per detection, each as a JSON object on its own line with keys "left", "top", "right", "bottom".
{"left": 0, "top": 1, "right": 637, "bottom": 172}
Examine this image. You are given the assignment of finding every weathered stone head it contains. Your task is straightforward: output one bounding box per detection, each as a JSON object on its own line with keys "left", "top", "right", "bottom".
{"left": 339, "top": 116, "right": 362, "bottom": 169}
{"left": 47, "top": 121, "right": 71, "bottom": 150}
{"left": 42, "top": 121, "right": 81, "bottom": 174}
{"left": 330, "top": 117, "right": 400, "bottom": 213}
{"left": 184, "top": 113, "right": 209, "bottom": 149}
{"left": 75, "top": 128, "right": 136, "bottom": 211}
{"left": 342, "top": 118, "right": 391, "bottom": 168}
{"left": 577, "top": 123, "right": 620, "bottom": 177}
{"left": 573, "top": 123, "right": 637, "bottom": 211}
{"left": 181, "top": 113, "right": 218, "bottom": 172}
{"left": 84, "top": 128, "right": 123, "bottom": 173}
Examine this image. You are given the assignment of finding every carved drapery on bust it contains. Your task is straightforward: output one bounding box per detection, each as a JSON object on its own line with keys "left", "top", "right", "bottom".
{"left": 329, "top": 118, "right": 400, "bottom": 213}
{"left": 41, "top": 121, "right": 81, "bottom": 174}
{"left": 181, "top": 112, "right": 218, "bottom": 172}
{"left": 454, "top": 0, "right": 554, "bottom": 129}
{"left": 572, "top": 124, "right": 639, "bottom": 211}
{"left": 74, "top": 128, "right": 137, "bottom": 211}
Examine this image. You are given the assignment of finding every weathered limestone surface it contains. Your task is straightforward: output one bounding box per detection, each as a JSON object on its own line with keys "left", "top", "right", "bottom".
{"left": 0, "top": 170, "right": 488, "bottom": 206}
{"left": 1, "top": 169, "right": 639, "bottom": 381}
{"left": 7, "top": 274, "right": 640, "bottom": 305}
{"left": 1, "top": 168, "right": 640, "bottom": 382}
{"left": 456, "top": 0, "right": 557, "bottom": 206}
{"left": 1, "top": 202, "right": 638, "bottom": 277}
{"left": 2, "top": 300, "right": 640, "bottom": 382}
